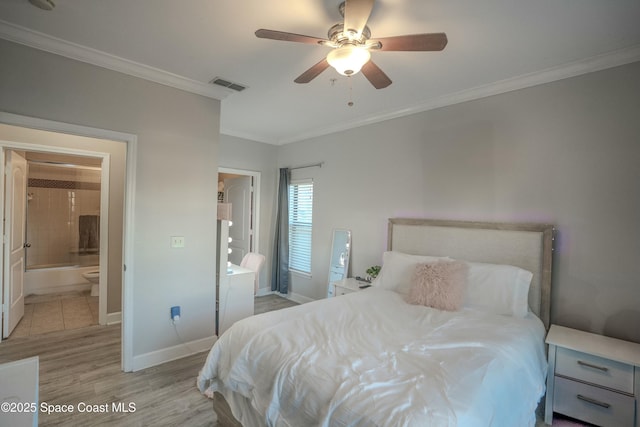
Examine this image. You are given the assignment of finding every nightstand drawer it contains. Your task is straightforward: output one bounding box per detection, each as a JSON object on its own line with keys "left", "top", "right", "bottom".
{"left": 553, "top": 376, "right": 635, "bottom": 427}
{"left": 335, "top": 287, "right": 355, "bottom": 296}
{"left": 556, "top": 347, "right": 634, "bottom": 393}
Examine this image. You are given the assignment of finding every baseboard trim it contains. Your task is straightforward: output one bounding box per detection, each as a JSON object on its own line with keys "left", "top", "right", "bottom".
{"left": 256, "top": 288, "right": 315, "bottom": 304}
{"left": 255, "top": 288, "right": 274, "bottom": 297}
{"left": 106, "top": 311, "right": 121, "bottom": 325}
{"left": 132, "top": 335, "right": 217, "bottom": 372}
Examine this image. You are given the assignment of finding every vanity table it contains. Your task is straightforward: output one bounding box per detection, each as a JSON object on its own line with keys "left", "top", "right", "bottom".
{"left": 216, "top": 220, "right": 254, "bottom": 336}
{"left": 218, "top": 264, "right": 254, "bottom": 336}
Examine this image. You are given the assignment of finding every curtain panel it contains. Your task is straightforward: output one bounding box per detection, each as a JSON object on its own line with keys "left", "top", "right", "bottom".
{"left": 271, "top": 168, "right": 290, "bottom": 293}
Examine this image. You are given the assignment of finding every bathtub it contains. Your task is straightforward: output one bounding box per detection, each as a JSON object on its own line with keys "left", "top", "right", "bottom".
{"left": 24, "top": 265, "right": 98, "bottom": 295}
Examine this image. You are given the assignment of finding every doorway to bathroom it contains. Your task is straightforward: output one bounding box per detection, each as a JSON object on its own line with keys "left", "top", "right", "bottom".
{"left": 18, "top": 152, "right": 103, "bottom": 338}
{"left": 0, "top": 122, "right": 126, "bottom": 344}
{"left": 2, "top": 148, "right": 109, "bottom": 340}
{"left": 0, "top": 114, "right": 135, "bottom": 372}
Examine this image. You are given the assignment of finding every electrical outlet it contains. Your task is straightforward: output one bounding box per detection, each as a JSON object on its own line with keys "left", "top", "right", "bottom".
{"left": 170, "top": 306, "right": 180, "bottom": 324}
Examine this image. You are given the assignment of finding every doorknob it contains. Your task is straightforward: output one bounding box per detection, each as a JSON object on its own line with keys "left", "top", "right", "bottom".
{"left": 24, "top": 242, "right": 31, "bottom": 248}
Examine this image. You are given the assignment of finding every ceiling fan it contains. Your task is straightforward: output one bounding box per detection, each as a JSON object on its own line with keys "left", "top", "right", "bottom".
{"left": 255, "top": 0, "right": 447, "bottom": 89}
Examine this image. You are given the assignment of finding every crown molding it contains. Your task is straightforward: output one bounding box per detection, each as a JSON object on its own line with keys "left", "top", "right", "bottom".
{"left": 276, "top": 44, "right": 640, "bottom": 145}
{"left": 2, "top": 19, "right": 638, "bottom": 144}
{"left": 219, "top": 127, "right": 277, "bottom": 145}
{"left": 0, "top": 19, "right": 231, "bottom": 101}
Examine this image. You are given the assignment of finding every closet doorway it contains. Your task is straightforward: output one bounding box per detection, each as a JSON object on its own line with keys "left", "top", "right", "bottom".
{"left": 217, "top": 168, "right": 260, "bottom": 267}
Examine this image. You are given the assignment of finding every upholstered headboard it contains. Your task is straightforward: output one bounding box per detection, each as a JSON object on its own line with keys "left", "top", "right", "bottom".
{"left": 387, "top": 218, "right": 554, "bottom": 329}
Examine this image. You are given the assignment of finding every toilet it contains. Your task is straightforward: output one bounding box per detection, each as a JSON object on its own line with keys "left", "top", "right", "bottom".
{"left": 82, "top": 269, "right": 100, "bottom": 296}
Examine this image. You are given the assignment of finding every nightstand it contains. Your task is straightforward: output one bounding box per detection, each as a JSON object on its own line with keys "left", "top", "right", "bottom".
{"left": 544, "top": 325, "right": 640, "bottom": 426}
{"left": 330, "top": 278, "right": 369, "bottom": 297}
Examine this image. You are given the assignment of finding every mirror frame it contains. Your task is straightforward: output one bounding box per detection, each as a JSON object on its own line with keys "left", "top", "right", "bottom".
{"left": 328, "top": 228, "right": 351, "bottom": 288}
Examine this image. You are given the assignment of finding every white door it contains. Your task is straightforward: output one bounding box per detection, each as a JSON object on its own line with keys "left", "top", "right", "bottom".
{"left": 2, "top": 151, "right": 27, "bottom": 338}
{"left": 224, "top": 176, "right": 252, "bottom": 265}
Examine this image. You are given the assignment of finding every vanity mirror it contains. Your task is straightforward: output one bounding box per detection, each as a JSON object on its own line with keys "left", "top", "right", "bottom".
{"left": 328, "top": 229, "right": 351, "bottom": 288}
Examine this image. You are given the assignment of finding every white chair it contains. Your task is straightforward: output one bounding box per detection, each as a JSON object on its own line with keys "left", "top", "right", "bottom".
{"left": 240, "top": 252, "right": 266, "bottom": 295}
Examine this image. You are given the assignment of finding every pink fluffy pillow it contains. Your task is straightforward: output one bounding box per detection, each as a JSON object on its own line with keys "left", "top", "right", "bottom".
{"left": 406, "top": 260, "right": 468, "bottom": 311}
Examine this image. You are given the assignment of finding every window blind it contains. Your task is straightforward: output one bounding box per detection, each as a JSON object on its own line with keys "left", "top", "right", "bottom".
{"left": 288, "top": 180, "right": 313, "bottom": 273}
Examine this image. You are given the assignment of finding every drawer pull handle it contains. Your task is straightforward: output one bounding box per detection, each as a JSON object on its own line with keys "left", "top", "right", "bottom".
{"left": 577, "top": 360, "right": 609, "bottom": 372}
{"left": 577, "top": 394, "right": 611, "bottom": 409}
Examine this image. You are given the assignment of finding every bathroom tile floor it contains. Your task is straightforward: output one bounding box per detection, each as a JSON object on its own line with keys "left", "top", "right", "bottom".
{"left": 9, "top": 290, "right": 98, "bottom": 339}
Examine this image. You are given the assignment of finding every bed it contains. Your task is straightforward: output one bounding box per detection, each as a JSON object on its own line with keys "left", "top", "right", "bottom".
{"left": 198, "top": 218, "right": 555, "bottom": 426}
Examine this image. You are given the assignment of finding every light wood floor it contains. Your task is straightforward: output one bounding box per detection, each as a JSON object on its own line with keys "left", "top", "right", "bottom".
{"left": 0, "top": 294, "right": 298, "bottom": 427}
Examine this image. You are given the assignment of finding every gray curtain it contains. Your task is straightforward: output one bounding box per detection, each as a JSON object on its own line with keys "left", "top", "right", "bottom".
{"left": 271, "top": 168, "right": 290, "bottom": 293}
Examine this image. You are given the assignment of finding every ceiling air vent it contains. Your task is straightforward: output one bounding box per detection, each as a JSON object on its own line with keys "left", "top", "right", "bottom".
{"left": 209, "top": 77, "right": 247, "bottom": 92}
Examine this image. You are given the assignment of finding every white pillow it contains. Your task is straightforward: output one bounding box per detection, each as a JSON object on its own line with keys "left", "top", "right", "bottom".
{"left": 371, "top": 251, "right": 451, "bottom": 296}
{"left": 463, "top": 261, "right": 533, "bottom": 317}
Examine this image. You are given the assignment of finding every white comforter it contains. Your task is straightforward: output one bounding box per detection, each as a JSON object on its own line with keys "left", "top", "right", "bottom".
{"left": 198, "top": 289, "right": 547, "bottom": 427}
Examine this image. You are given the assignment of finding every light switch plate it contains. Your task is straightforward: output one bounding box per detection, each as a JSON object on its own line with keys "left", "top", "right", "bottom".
{"left": 170, "top": 236, "right": 185, "bottom": 248}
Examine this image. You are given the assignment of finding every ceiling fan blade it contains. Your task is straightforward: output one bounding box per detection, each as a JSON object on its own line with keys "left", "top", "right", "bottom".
{"left": 255, "top": 29, "right": 326, "bottom": 45}
{"left": 361, "top": 60, "right": 392, "bottom": 89}
{"left": 343, "top": 0, "right": 374, "bottom": 35}
{"left": 294, "top": 58, "right": 330, "bottom": 84}
{"left": 374, "top": 33, "right": 448, "bottom": 51}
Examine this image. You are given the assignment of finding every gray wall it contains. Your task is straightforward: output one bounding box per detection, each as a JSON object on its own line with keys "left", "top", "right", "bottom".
{"left": 0, "top": 39, "right": 221, "bottom": 360}
{"left": 278, "top": 61, "right": 640, "bottom": 343}
{"left": 218, "top": 134, "right": 278, "bottom": 293}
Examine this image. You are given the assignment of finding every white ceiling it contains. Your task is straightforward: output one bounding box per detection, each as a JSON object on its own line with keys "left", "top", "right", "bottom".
{"left": 1, "top": 0, "right": 639, "bottom": 145}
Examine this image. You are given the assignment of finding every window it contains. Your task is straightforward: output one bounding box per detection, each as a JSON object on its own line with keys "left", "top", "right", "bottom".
{"left": 288, "top": 180, "right": 313, "bottom": 274}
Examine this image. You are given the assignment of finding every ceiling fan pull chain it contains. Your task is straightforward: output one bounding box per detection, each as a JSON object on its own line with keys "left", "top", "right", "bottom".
{"left": 348, "top": 77, "right": 354, "bottom": 107}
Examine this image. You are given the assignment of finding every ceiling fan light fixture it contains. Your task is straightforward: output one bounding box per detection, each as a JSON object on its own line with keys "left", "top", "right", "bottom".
{"left": 326, "top": 45, "right": 371, "bottom": 76}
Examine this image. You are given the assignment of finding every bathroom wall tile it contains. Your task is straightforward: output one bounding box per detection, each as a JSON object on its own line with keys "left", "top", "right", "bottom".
{"left": 27, "top": 166, "right": 100, "bottom": 269}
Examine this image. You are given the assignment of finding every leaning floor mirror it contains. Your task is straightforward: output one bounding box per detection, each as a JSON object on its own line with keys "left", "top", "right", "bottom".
{"left": 328, "top": 229, "right": 351, "bottom": 288}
